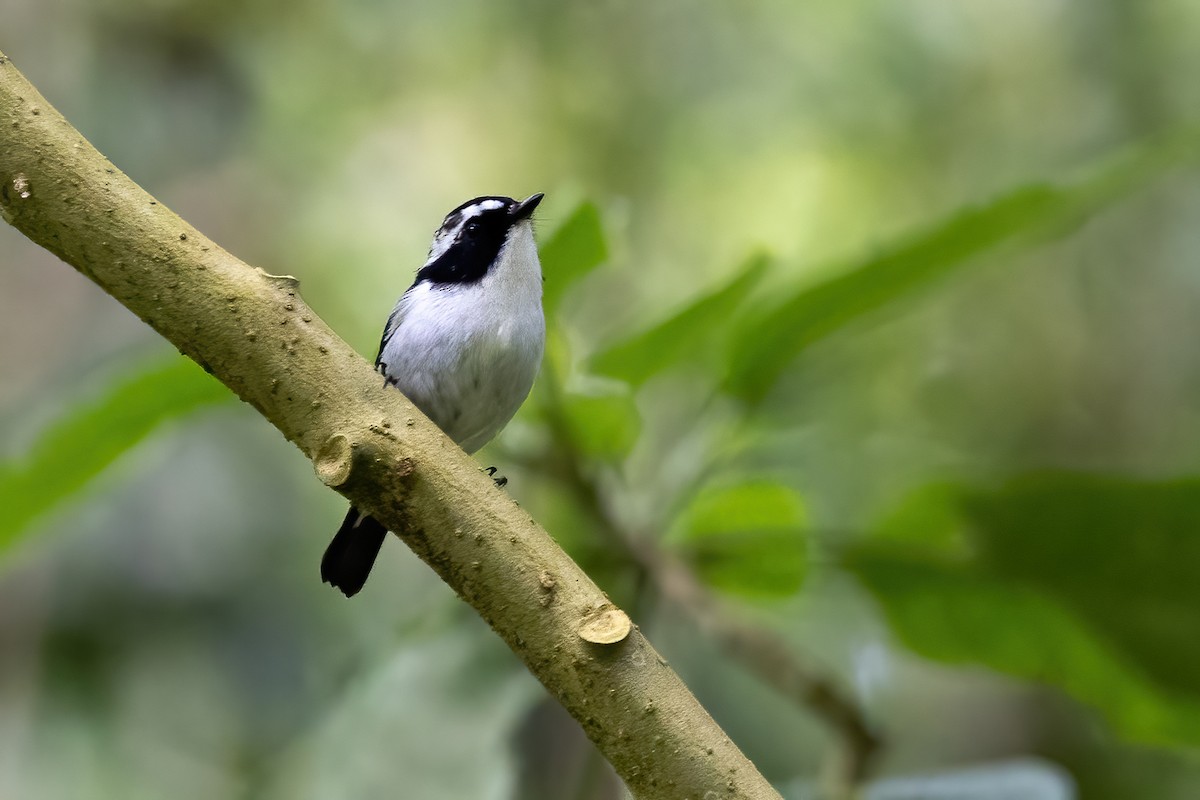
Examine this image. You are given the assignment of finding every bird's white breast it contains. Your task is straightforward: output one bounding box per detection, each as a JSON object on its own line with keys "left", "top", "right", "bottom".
{"left": 378, "top": 221, "right": 545, "bottom": 454}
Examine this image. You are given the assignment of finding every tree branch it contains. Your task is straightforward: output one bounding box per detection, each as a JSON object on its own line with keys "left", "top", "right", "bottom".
{"left": 0, "top": 50, "right": 783, "bottom": 800}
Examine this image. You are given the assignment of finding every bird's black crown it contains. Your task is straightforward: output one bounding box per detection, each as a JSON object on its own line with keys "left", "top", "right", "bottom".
{"left": 416, "top": 195, "right": 541, "bottom": 286}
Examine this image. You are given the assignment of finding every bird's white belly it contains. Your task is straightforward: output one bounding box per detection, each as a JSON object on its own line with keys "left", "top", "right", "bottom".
{"left": 379, "top": 280, "right": 544, "bottom": 454}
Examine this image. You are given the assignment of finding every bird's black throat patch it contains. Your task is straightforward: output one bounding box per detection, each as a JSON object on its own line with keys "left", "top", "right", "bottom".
{"left": 415, "top": 197, "right": 517, "bottom": 287}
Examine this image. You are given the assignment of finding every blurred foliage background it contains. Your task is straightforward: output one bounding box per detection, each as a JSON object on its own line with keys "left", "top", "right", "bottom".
{"left": 4, "top": 1, "right": 1200, "bottom": 798}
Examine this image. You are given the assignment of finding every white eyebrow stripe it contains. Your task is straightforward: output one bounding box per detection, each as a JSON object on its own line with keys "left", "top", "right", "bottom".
{"left": 458, "top": 199, "right": 506, "bottom": 217}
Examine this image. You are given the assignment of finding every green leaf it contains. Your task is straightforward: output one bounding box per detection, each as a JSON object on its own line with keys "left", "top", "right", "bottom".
{"left": 672, "top": 481, "right": 808, "bottom": 598}
{"left": 725, "top": 128, "right": 1200, "bottom": 402}
{"left": 680, "top": 480, "right": 808, "bottom": 538}
{"left": 849, "top": 472, "right": 1200, "bottom": 749}
{"left": 560, "top": 384, "right": 641, "bottom": 461}
{"left": 872, "top": 481, "right": 967, "bottom": 559}
{"left": 589, "top": 253, "right": 768, "bottom": 386}
{"left": 0, "top": 358, "right": 231, "bottom": 552}
{"left": 539, "top": 201, "right": 608, "bottom": 315}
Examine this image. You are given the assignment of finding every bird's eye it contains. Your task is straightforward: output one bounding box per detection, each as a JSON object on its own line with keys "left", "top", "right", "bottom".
{"left": 464, "top": 221, "right": 481, "bottom": 238}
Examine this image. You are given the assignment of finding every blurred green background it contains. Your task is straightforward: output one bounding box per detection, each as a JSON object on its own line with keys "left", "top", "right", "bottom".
{"left": 4, "top": 1, "right": 1200, "bottom": 798}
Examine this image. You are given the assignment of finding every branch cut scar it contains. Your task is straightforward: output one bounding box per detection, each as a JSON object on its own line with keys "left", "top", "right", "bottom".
{"left": 578, "top": 604, "right": 633, "bottom": 645}
{"left": 1, "top": 173, "right": 30, "bottom": 222}
{"left": 315, "top": 434, "right": 354, "bottom": 487}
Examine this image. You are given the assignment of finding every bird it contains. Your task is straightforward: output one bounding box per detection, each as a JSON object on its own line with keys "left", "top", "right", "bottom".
{"left": 321, "top": 193, "right": 547, "bottom": 597}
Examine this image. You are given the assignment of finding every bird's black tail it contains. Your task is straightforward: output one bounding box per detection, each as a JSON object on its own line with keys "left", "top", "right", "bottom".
{"left": 321, "top": 507, "right": 388, "bottom": 597}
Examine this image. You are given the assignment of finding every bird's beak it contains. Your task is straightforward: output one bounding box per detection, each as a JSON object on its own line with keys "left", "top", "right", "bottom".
{"left": 510, "top": 193, "right": 544, "bottom": 221}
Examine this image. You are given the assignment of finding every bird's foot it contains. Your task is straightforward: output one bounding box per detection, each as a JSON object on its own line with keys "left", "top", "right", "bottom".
{"left": 484, "top": 466, "right": 508, "bottom": 488}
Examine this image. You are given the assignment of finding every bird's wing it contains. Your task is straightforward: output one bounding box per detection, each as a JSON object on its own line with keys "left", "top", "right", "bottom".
{"left": 375, "top": 287, "right": 414, "bottom": 368}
